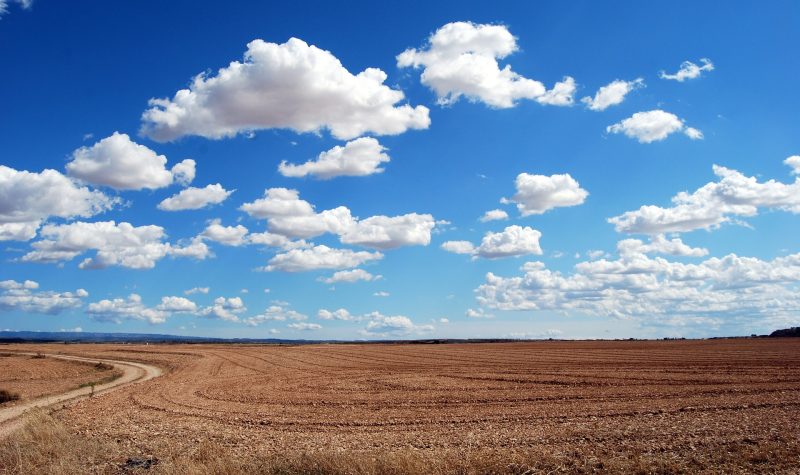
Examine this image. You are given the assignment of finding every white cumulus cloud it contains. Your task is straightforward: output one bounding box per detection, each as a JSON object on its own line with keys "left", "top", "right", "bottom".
{"left": 0, "top": 280, "right": 87, "bottom": 315}
{"left": 609, "top": 161, "right": 800, "bottom": 234}
{"left": 502, "top": 172, "right": 588, "bottom": 216}
{"left": 581, "top": 78, "right": 644, "bottom": 111}
{"left": 479, "top": 209, "right": 509, "bottom": 222}
{"left": 443, "top": 225, "right": 543, "bottom": 260}
{"left": 141, "top": 38, "right": 429, "bottom": 142}
{"left": 397, "top": 21, "right": 574, "bottom": 108}
{"left": 318, "top": 268, "right": 381, "bottom": 284}
{"left": 21, "top": 221, "right": 210, "bottom": 269}
{"left": 659, "top": 58, "right": 714, "bottom": 82}
{"left": 67, "top": 132, "right": 195, "bottom": 190}
{"left": 0, "top": 165, "right": 116, "bottom": 241}
{"left": 158, "top": 183, "right": 233, "bottom": 211}
{"left": 606, "top": 110, "right": 701, "bottom": 143}
{"left": 263, "top": 245, "right": 383, "bottom": 272}
{"left": 278, "top": 137, "right": 390, "bottom": 179}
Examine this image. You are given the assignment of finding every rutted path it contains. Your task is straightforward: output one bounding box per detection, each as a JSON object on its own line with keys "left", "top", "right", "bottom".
{"left": 0, "top": 353, "right": 162, "bottom": 438}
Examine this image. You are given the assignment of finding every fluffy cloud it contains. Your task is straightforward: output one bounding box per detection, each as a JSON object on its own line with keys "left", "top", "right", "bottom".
{"left": 466, "top": 308, "right": 493, "bottom": 319}
{"left": 397, "top": 22, "right": 574, "bottom": 108}
{"left": 660, "top": 58, "right": 714, "bottom": 82}
{"left": 361, "top": 311, "right": 435, "bottom": 337}
{"left": 606, "top": 110, "right": 702, "bottom": 143}
{"left": 318, "top": 268, "right": 381, "bottom": 284}
{"left": 617, "top": 235, "right": 708, "bottom": 258}
{"left": 0, "top": 165, "right": 116, "bottom": 241}
{"left": 67, "top": 132, "right": 195, "bottom": 190}
{"left": 0, "top": 280, "right": 87, "bottom": 315}
{"left": 479, "top": 209, "right": 509, "bottom": 222}
{"left": 784, "top": 155, "right": 800, "bottom": 175}
{"left": 581, "top": 78, "right": 644, "bottom": 111}
{"left": 87, "top": 294, "right": 196, "bottom": 324}
{"left": 200, "top": 219, "right": 249, "bottom": 246}
{"left": 158, "top": 184, "right": 233, "bottom": 211}
{"left": 502, "top": 173, "right": 588, "bottom": 216}
{"left": 609, "top": 161, "right": 800, "bottom": 234}
{"left": 317, "top": 308, "right": 354, "bottom": 320}
{"left": 21, "top": 221, "right": 210, "bottom": 269}
{"left": 278, "top": 137, "right": 390, "bottom": 179}
{"left": 141, "top": 38, "right": 429, "bottom": 142}
{"left": 184, "top": 287, "right": 209, "bottom": 295}
{"left": 442, "top": 225, "right": 543, "bottom": 259}
{"left": 339, "top": 213, "right": 435, "bottom": 249}
{"left": 200, "top": 296, "right": 246, "bottom": 322}
{"left": 244, "top": 303, "right": 307, "bottom": 326}
{"left": 240, "top": 188, "right": 435, "bottom": 249}
{"left": 263, "top": 245, "right": 382, "bottom": 272}
{"left": 475, "top": 243, "right": 800, "bottom": 331}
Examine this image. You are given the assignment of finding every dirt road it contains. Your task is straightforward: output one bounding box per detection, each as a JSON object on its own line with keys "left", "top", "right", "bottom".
{"left": 0, "top": 353, "right": 162, "bottom": 438}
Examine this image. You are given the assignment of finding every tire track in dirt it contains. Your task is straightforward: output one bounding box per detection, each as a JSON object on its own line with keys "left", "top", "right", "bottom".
{"left": 0, "top": 353, "right": 162, "bottom": 438}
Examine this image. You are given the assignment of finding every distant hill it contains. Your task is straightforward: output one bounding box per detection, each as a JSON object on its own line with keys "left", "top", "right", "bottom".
{"left": 0, "top": 330, "right": 310, "bottom": 344}
{"left": 769, "top": 327, "right": 800, "bottom": 337}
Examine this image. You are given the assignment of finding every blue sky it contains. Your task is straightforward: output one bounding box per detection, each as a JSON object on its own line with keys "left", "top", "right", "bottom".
{"left": 1, "top": 1, "right": 799, "bottom": 339}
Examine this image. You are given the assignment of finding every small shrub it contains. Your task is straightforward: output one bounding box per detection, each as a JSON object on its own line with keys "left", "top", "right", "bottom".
{"left": 0, "top": 389, "right": 20, "bottom": 404}
{"left": 94, "top": 362, "right": 114, "bottom": 371}
{"left": 30, "top": 353, "right": 45, "bottom": 359}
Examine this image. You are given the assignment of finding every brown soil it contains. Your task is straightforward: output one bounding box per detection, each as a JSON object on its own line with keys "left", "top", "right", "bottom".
{"left": 0, "top": 352, "right": 120, "bottom": 404}
{"left": 2, "top": 339, "right": 799, "bottom": 473}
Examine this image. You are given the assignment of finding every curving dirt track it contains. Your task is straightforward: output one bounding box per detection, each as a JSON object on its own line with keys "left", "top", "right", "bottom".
{"left": 4, "top": 339, "right": 800, "bottom": 470}
{"left": 0, "top": 352, "right": 162, "bottom": 438}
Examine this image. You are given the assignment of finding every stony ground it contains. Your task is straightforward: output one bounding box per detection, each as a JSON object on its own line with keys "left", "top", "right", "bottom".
{"left": 2, "top": 339, "right": 800, "bottom": 473}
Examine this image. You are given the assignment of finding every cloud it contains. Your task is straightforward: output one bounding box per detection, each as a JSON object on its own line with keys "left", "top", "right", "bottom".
{"left": 0, "top": 280, "right": 87, "bottom": 315}
{"left": 278, "top": 137, "right": 390, "bottom": 179}
{"left": 0, "top": 165, "right": 116, "bottom": 241}
{"left": 0, "top": 0, "right": 31, "bottom": 19}
{"left": 339, "top": 213, "right": 436, "bottom": 249}
{"left": 158, "top": 184, "right": 233, "bottom": 211}
{"left": 442, "top": 225, "right": 543, "bottom": 259}
{"left": 240, "top": 188, "right": 435, "bottom": 249}
{"left": 397, "top": 21, "right": 574, "bottom": 108}
{"left": 660, "top": 58, "right": 714, "bottom": 82}
{"left": 581, "top": 78, "right": 644, "bottom": 111}
{"left": 21, "top": 221, "right": 210, "bottom": 269}
{"left": 199, "top": 296, "right": 246, "bottom": 322}
{"left": 440, "top": 240, "right": 475, "bottom": 255}
{"left": 263, "top": 245, "right": 382, "bottom": 272}
{"left": 479, "top": 209, "right": 509, "bottom": 222}
{"left": 67, "top": 132, "right": 195, "bottom": 190}
{"left": 617, "top": 235, "right": 708, "bottom": 257}
{"left": 141, "top": 38, "right": 429, "bottom": 142}
{"left": 361, "top": 311, "right": 434, "bottom": 337}
{"left": 373, "top": 291, "right": 390, "bottom": 297}
{"left": 200, "top": 219, "right": 249, "bottom": 246}
{"left": 475, "top": 243, "right": 800, "bottom": 331}
{"left": 87, "top": 294, "right": 196, "bottom": 324}
{"left": 502, "top": 173, "right": 588, "bottom": 216}
{"left": 318, "top": 268, "right": 381, "bottom": 284}
{"left": 318, "top": 308, "right": 354, "bottom": 320}
{"left": 785, "top": 155, "right": 800, "bottom": 175}
{"left": 245, "top": 303, "right": 307, "bottom": 326}
{"left": 466, "top": 308, "right": 493, "bottom": 319}
{"left": 609, "top": 161, "right": 800, "bottom": 234}
{"left": 606, "top": 110, "right": 702, "bottom": 143}
{"left": 288, "top": 322, "right": 322, "bottom": 331}
{"left": 184, "top": 287, "right": 209, "bottom": 295}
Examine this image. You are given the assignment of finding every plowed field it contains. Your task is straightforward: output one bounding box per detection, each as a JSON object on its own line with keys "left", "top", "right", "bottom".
{"left": 2, "top": 339, "right": 799, "bottom": 472}
{"left": 0, "top": 352, "right": 118, "bottom": 404}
